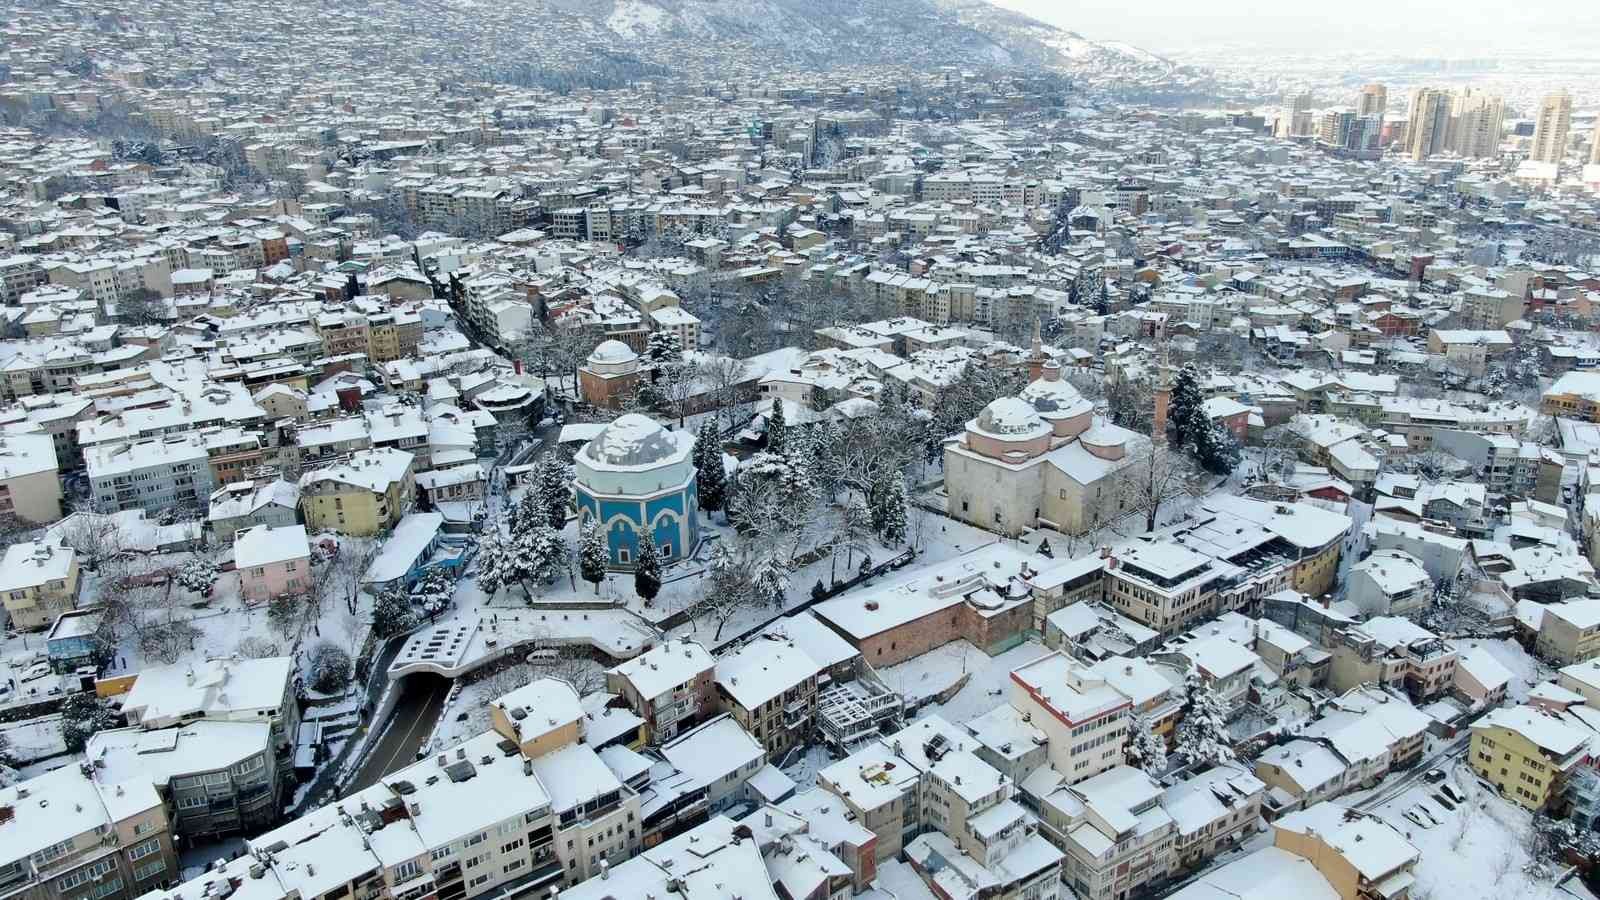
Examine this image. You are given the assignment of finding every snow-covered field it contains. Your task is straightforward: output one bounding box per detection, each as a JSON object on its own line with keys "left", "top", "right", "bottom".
{"left": 1367, "top": 765, "right": 1566, "bottom": 900}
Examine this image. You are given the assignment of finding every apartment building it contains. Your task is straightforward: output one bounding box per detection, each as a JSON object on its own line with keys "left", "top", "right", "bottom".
{"left": 1031, "top": 765, "right": 1175, "bottom": 900}
{"left": 1328, "top": 616, "right": 1458, "bottom": 701}
{"left": 0, "top": 538, "right": 80, "bottom": 631}
{"left": 713, "top": 636, "right": 822, "bottom": 758}
{"left": 819, "top": 715, "right": 1064, "bottom": 899}
{"left": 0, "top": 767, "right": 178, "bottom": 900}
{"left": 86, "top": 434, "right": 215, "bottom": 516}
{"left": 0, "top": 430, "right": 64, "bottom": 523}
{"left": 1009, "top": 652, "right": 1131, "bottom": 784}
{"left": 604, "top": 638, "right": 716, "bottom": 744}
{"left": 298, "top": 447, "right": 415, "bottom": 535}
{"left": 86, "top": 722, "right": 280, "bottom": 840}
{"left": 1469, "top": 705, "right": 1592, "bottom": 812}
{"left": 1104, "top": 540, "right": 1226, "bottom": 636}
{"left": 1534, "top": 600, "right": 1600, "bottom": 665}
{"left": 118, "top": 656, "right": 301, "bottom": 757}
{"left": 0, "top": 254, "right": 48, "bottom": 303}
{"left": 1272, "top": 804, "right": 1419, "bottom": 900}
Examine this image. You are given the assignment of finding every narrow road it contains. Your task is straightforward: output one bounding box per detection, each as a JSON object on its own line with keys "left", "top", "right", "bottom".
{"left": 345, "top": 676, "right": 449, "bottom": 792}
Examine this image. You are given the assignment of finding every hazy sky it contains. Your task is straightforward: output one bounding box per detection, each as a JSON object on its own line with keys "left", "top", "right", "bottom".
{"left": 987, "top": 0, "right": 1597, "bottom": 56}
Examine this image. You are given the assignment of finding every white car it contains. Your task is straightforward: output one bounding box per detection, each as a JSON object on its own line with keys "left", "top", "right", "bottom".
{"left": 19, "top": 661, "right": 52, "bottom": 683}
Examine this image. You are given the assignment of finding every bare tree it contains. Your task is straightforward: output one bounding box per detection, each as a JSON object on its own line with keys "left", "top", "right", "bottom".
{"left": 55, "top": 513, "right": 126, "bottom": 571}
{"left": 1121, "top": 443, "right": 1198, "bottom": 533}
{"left": 700, "top": 355, "right": 752, "bottom": 429}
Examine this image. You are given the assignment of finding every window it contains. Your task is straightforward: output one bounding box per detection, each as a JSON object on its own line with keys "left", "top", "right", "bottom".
{"left": 59, "top": 859, "right": 115, "bottom": 892}
{"left": 128, "top": 839, "right": 162, "bottom": 861}
{"left": 499, "top": 839, "right": 523, "bottom": 855}
{"left": 135, "top": 860, "right": 167, "bottom": 882}
{"left": 391, "top": 860, "right": 421, "bottom": 882}
{"left": 178, "top": 795, "right": 207, "bottom": 809}
{"left": 618, "top": 548, "right": 630, "bottom": 563}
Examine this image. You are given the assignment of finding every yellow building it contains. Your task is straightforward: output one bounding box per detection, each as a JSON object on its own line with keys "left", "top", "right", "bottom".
{"left": 0, "top": 540, "right": 80, "bottom": 631}
{"left": 1273, "top": 803, "right": 1419, "bottom": 900}
{"left": 490, "top": 678, "right": 583, "bottom": 759}
{"left": 297, "top": 447, "right": 414, "bottom": 536}
{"left": 1469, "top": 705, "right": 1591, "bottom": 812}
{"left": 0, "top": 430, "right": 63, "bottom": 523}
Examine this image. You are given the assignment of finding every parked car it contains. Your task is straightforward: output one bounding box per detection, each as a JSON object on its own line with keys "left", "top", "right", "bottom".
{"left": 20, "top": 661, "right": 52, "bottom": 682}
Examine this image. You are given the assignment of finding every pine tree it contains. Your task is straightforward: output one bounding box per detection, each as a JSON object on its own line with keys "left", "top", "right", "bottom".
{"left": 177, "top": 555, "right": 219, "bottom": 597}
{"left": 810, "top": 419, "right": 843, "bottom": 502}
{"left": 694, "top": 419, "right": 727, "bottom": 513}
{"left": 579, "top": 519, "right": 607, "bottom": 594}
{"left": 527, "top": 525, "right": 571, "bottom": 588}
{"left": 373, "top": 587, "right": 419, "bottom": 637}
{"left": 60, "top": 692, "right": 118, "bottom": 753}
{"left": 509, "top": 488, "right": 542, "bottom": 538}
{"left": 413, "top": 568, "right": 453, "bottom": 617}
{"left": 1194, "top": 423, "right": 1241, "bottom": 475}
{"left": 536, "top": 457, "right": 572, "bottom": 529}
{"left": 1126, "top": 713, "right": 1169, "bottom": 777}
{"left": 750, "top": 553, "right": 790, "bottom": 608}
{"left": 634, "top": 531, "right": 662, "bottom": 604}
{"left": 476, "top": 528, "right": 510, "bottom": 596}
{"left": 878, "top": 477, "right": 908, "bottom": 546}
{"left": 646, "top": 330, "right": 682, "bottom": 364}
{"left": 765, "top": 400, "right": 787, "bottom": 453}
{"left": 1168, "top": 364, "right": 1207, "bottom": 451}
{"left": 1174, "top": 671, "right": 1236, "bottom": 768}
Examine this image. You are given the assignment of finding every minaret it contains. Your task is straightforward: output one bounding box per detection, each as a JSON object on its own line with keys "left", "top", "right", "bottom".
{"left": 1026, "top": 318, "right": 1048, "bottom": 382}
{"left": 1150, "top": 338, "right": 1174, "bottom": 443}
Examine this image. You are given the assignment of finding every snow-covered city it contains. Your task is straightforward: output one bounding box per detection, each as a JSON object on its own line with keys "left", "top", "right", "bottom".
{"left": 1, "top": 2, "right": 1599, "bottom": 900}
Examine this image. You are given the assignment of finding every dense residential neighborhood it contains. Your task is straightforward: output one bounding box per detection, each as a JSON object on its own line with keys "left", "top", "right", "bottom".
{"left": 1, "top": 2, "right": 1600, "bottom": 900}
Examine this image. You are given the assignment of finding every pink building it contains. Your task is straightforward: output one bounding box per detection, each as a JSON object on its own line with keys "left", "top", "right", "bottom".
{"left": 1202, "top": 395, "right": 1252, "bottom": 443}
{"left": 235, "top": 524, "right": 311, "bottom": 602}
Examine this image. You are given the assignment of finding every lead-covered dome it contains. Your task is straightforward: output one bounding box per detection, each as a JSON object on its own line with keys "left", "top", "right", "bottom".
{"left": 583, "top": 414, "right": 687, "bottom": 468}
{"left": 1020, "top": 377, "right": 1095, "bottom": 419}
{"left": 973, "top": 397, "right": 1050, "bottom": 439}
{"left": 588, "top": 339, "right": 638, "bottom": 365}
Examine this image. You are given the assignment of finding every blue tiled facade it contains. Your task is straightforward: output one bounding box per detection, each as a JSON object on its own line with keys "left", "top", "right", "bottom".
{"left": 574, "top": 478, "right": 700, "bottom": 568}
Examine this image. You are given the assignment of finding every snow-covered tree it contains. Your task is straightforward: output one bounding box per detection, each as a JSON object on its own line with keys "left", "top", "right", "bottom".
{"left": 1121, "top": 443, "right": 1197, "bottom": 533}
{"left": 876, "top": 476, "right": 908, "bottom": 546}
{"left": 750, "top": 553, "right": 790, "bottom": 609}
{"left": 579, "top": 519, "right": 607, "bottom": 594}
{"left": 1125, "top": 713, "right": 1168, "bottom": 777}
{"left": 412, "top": 567, "right": 454, "bottom": 618}
{"left": 1174, "top": 671, "right": 1235, "bottom": 768}
{"left": 176, "top": 555, "right": 219, "bottom": 598}
{"left": 1168, "top": 364, "right": 1207, "bottom": 450}
{"left": 646, "top": 329, "right": 682, "bottom": 364}
{"left": 373, "top": 587, "right": 419, "bottom": 637}
{"left": 634, "top": 531, "right": 662, "bottom": 605}
{"left": 307, "top": 642, "right": 352, "bottom": 694}
{"left": 509, "top": 489, "right": 544, "bottom": 538}
{"left": 765, "top": 399, "right": 788, "bottom": 453}
{"left": 522, "top": 524, "right": 571, "bottom": 589}
{"left": 694, "top": 418, "right": 728, "bottom": 513}
{"left": 535, "top": 456, "right": 573, "bottom": 529}
{"left": 60, "top": 692, "right": 119, "bottom": 753}
{"left": 701, "top": 540, "right": 757, "bottom": 640}
{"left": 1193, "top": 422, "right": 1241, "bottom": 476}
{"left": 808, "top": 418, "right": 844, "bottom": 502}
{"left": 476, "top": 528, "right": 511, "bottom": 596}
{"left": 0, "top": 732, "right": 17, "bottom": 787}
